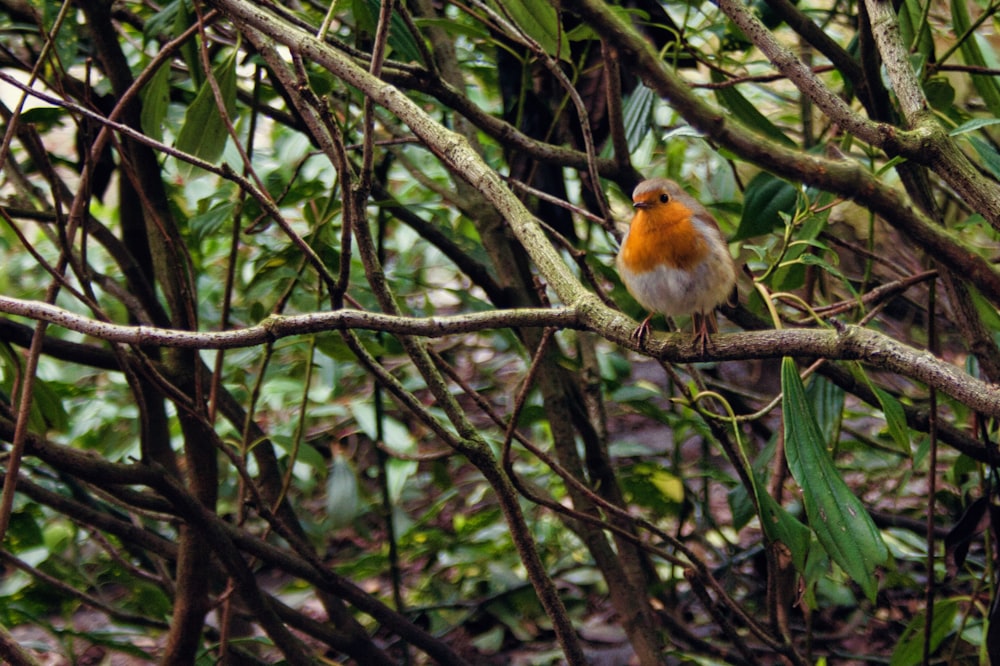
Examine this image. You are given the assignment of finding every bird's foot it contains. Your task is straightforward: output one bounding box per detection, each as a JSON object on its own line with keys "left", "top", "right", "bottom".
{"left": 692, "top": 329, "right": 711, "bottom": 356}
{"left": 692, "top": 313, "right": 713, "bottom": 356}
{"left": 630, "top": 314, "right": 654, "bottom": 348}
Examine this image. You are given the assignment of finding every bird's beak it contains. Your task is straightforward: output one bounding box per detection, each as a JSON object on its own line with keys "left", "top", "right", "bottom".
{"left": 633, "top": 202, "right": 647, "bottom": 209}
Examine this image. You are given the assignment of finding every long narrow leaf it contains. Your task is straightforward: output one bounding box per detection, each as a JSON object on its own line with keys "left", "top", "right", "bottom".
{"left": 490, "top": 0, "right": 570, "bottom": 62}
{"left": 327, "top": 452, "right": 362, "bottom": 529}
{"left": 965, "top": 134, "right": 1000, "bottom": 179}
{"left": 950, "top": 0, "right": 1000, "bottom": 115}
{"left": 897, "top": 0, "right": 933, "bottom": 61}
{"left": 950, "top": 118, "right": 1000, "bottom": 136}
{"left": 738, "top": 434, "right": 811, "bottom": 570}
{"left": 174, "top": 48, "right": 238, "bottom": 178}
{"left": 711, "top": 70, "right": 795, "bottom": 148}
{"left": 173, "top": 0, "right": 202, "bottom": 89}
{"left": 622, "top": 84, "right": 655, "bottom": 154}
{"left": 805, "top": 374, "right": 844, "bottom": 450}
{"left": 755, "top": 483, "right": 812, "bottom": 572}
{"left": 140, "top": 61, "right": 171, "bottom": 143}
{"left": 872, "top": 386, "right": 911, "bottom": 454}
{"left": 782, "top": 357, "right": 890, "bottom": 602}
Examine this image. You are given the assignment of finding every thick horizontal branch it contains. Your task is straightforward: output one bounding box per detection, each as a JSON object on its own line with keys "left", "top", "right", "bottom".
{"left": 606, "top": 319, "right": 1000, "bottom": 419}
{"left": 0, "top": 296, "right": 582, "bottom": 348}
{"left": 5, "top": 292, "right": 1000, "bottom": 419}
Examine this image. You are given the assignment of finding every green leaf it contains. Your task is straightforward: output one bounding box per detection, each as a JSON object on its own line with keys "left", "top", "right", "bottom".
{"left": 490, "top": 0, "right": 571, "bottom": 62}
{"left": 4, "top": 508, "right": 44, "bottom": 552}
{"left": 326, "top": 451, "right": 362, "bottom": 528}
{"left": 270, "top": 434, "right": 327, "bottom": 472}
{"left": 888, "top": 598, "right": 958, "bottom": 666}
{"left": 350, "top": 406, "right": 418, "bottom": 503}
{"left": 872, "top": 386, "right": 911, "bottom": 454}
{"left": 174, "top": 48, "right": 238, "bottom": 178}
{"left": 32, "top": 378, "right": 69, "bottom": 433}
{"left": 386, "top": 13, "right": 424, "bottom": 65}
{"left": 144, "top": 0, "right": 181, "bottom": 40}
{"left": 622, "top": 462, "right": 686, "bottom": 515}
{"left": 387, "top": 458, "right": 418, "bottom": 505}
{"left": 755, "top": 485, "right": 812, "bottom": 572}
{"left": 876, "top": 155, "right": 909, "bottom": 176}
{"left": 966, "top": 284, "right": 1000, "bottom": 335}
{"left": 42, "top": 520, "right": 74, "bottom": 552}
{"left": 18, "top": 107, "right": 63, "bottom": 128}
{"left": 781, "top": 357, "right": 890, "bottom": 602}
{"left": 647, "top": 467, "right": 684, "bottom": 503}
{"left": 950, "top": 0, "right": 1000, "bottom": 115}
{"left": 733, "top": 172, "right": 798, "bottom": 240}
{"left": 964, "top": 134, "right": 1000, "bottom": 179}
{"left": 851, "top": 363, "right": 913, "bottom": 456}
{"left": 804, "top": 375, "right": 844, "bottom": 450}
{"left": 172, "top": 0, "right": 202, "bottom": 89}
{"left": 731, "top": 435, "right": 811, "bottom": 570}
{"left": 622, "top": 84, "right": 656, "bottom": 155}
{"left": 897, "top": 0, "right": 933, "bottom": 62}
{"left": 353, "top": 0, "right": 425, "bottom": 64}
{"left": 950, "top": 117, "right": 1000, "bottom": 136}
{"left": 42, "top": 0, "right": 79, "bottom": 70}
{"left": 0, "top": 374, "right": 65, "bottom": 435}
{"left": 789, "top": 251, "right": 845, "bottom": 278}
{"left": 712, "top": 70, "right": 795, "bottom": 149}
{"left": 140, "top": 60, "right": 172, "bottom": 143}
{"left": 770, "top": 189, "right": 834, "bottom": 291}
{"left": 727, "top": 483, "right": 755, "bottom": 531}
{"left": 923, "top": 76, "right": 955, "bottom": 112}
{"left": 189, "top": 201, "right": 235, "bottom": 242}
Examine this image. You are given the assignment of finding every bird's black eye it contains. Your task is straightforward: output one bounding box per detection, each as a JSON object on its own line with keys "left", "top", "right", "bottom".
{"left": 659, "top": 193, "right": 670, "bottom": 203}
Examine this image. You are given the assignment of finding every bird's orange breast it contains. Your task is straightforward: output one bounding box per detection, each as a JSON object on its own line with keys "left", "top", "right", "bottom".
{"left": 619, "top": 203, "right": 708, "bottom": 274}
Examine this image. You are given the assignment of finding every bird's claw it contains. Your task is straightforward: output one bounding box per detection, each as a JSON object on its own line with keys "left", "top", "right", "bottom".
{"left": 692, "top": 329, "right": 710, "bottom": 356}
{"left": 692, "top": 312, "right": 714, "bottom": 357}
{"left": 630, "top": 314, "right": 653, "bottom": 348}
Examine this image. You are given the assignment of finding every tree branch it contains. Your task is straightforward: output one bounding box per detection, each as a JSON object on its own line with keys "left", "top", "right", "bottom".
{"left": 715, "top": 0, "right": 893, "bottom": 147}
{"left": 560, "top": 0, "right": 1000, "bottom": 306}
{"left": 715, "top": 0, "right": 1000, "bottom": 227}
{"left": 0, "top": 298, "right": 581, "bottom": 347}
{"left": 3, "top": 290, "right": 1000, "bottom": 424}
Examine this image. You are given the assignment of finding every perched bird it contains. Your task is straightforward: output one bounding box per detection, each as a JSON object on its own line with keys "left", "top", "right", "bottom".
{"left": 616, "top": 178, "right": 736, "bottom": 352}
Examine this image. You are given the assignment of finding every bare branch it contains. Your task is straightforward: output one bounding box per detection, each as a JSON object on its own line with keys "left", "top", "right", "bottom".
{"left": 0, "top": 297, "right": 581, "bottom": 347}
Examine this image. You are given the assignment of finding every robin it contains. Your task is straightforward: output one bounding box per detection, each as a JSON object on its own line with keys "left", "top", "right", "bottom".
{"left": 616, "top": 178, "right": 736, "bottom": 352}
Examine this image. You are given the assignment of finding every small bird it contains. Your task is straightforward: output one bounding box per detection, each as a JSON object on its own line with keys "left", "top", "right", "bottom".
{"left": 616, "top": 178, "right": 736, "bottom": 352}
